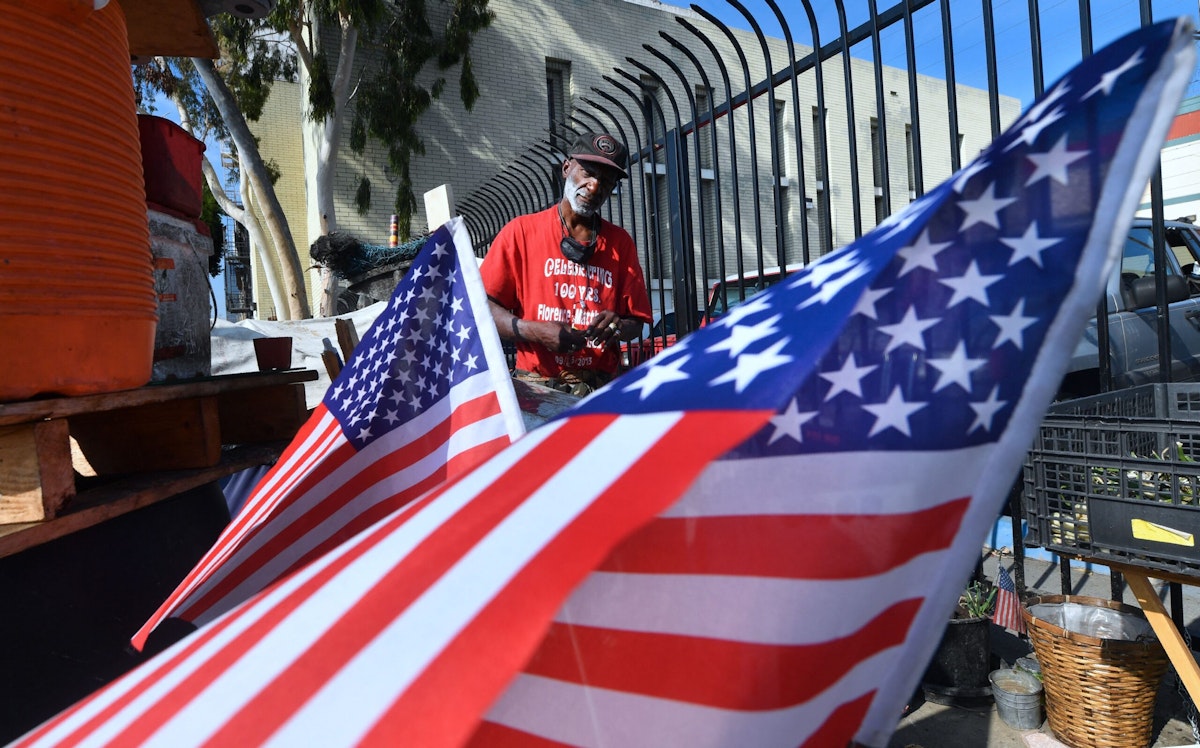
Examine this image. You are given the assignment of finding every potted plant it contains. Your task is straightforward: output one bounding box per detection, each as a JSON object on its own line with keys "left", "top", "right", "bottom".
{"left": 921, "top": 580, "right": 996, "bottom": 705}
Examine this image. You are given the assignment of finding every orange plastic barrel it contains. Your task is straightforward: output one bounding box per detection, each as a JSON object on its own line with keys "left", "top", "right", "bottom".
{"left": 0, "top": 0, "right": 157, "bottom": 401}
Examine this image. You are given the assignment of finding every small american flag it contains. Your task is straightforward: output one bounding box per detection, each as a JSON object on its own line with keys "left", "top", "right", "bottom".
{"left": 993, "top": 565, "right": 1027, "bottom": 634}
{"left": 13, "top": 18, "right": 1193, "bottom": 748}
{"left": 131, "top": 217, "right": 525, "bottom": 650}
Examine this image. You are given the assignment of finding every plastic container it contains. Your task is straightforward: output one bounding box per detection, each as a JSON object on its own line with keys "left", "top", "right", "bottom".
{"left": 1021, "top": 382, "right": 1200, "bottom": 579}
{"left": 253, "top": 337, "right": 293, "bottom": 371}
{"left": 1014, "top": 656, "right": 1042, "bottom": 679}
{"left": 0, "top": 0, "right": 157, "bottom": 401}
{"left": 138, "top": 114, "right": 206, "bottom": 218}
{"left": 989, "top": 669, "right": 1044, "bottom": 730}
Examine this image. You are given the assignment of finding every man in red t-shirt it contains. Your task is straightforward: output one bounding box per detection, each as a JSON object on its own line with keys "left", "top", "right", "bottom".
{"left": 481, "top": 131, "right": 652, "bottom": 393}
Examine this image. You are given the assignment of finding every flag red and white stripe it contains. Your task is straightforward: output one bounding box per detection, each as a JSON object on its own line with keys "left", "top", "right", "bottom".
{"left": 133, "top": 218, "right": 526, "bottom": 650}
{"left": 476, "top": 447, "right": 995, "bottom": 746}
{"left": 17, "top": 410, "right": 766, "bottom": 748}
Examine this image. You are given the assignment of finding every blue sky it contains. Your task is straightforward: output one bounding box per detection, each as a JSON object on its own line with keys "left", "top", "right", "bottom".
{"left": 695, "top": 0, "right": 1200, "bottom": 107}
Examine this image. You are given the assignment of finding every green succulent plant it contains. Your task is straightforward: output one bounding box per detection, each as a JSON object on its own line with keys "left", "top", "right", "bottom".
{"left": 959, "top": 580, "right": 997, "bottom": 619}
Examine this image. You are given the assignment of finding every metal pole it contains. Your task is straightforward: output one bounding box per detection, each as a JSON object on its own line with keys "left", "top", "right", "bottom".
{"left": 938, "top": 0, "right": 962, "bottom": 173}
{"left": 762, "top": 0, "right": 811, "bottom": 265}
{"left": 677, "top": 17, "right": 744, "bottom": 311}
{"left": 645, "top": 42, "right": 710, "bottom": 332}
{"left": 601, "top": 76, "right": 669, "bottom": 327}
{"left": 614, "top": 66, "right": 692, "bottom": 333}
{"left": 586, "top": 92, "right": 656, "bottom": 325}
{"left": 661, "top": 29, "right": 727, "bottom": 319}
{"left": 868, "top": 0, "right": 892, "bottom": 220}
{"left": 725, "top": 0, "right": 787, "bottom": 273}
{"left": 797, "top": 0, "right": 835, "bottom": 255}
{"left": 833, "top": 0, "right": 863, "bottom": 238}
{"left": 902, "top": 0, "right": 926, "bottom": 196}
{"left": 621, "top": 60, "right": 697, "bottom": 333}
{"left": 692, "top": 4, "right": 767, "bottom": 282}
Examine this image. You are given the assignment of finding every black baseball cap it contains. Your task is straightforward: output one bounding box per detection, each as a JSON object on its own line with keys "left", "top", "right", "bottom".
{"left": 567, "top": 131, "right": 629, "bottom": 179}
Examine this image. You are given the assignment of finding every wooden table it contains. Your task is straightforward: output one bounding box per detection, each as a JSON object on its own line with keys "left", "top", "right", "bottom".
{"left": 0, "top": 370, "right": 317, "bottom": 559}
{"left": 1070, "top": 558, "right": 1200, "bottom": 706}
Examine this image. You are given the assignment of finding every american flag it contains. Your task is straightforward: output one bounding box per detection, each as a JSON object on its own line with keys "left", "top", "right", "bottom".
{"left": 14, "top": 18, "right": 1193, "bottom": 748}
{"left": 993, "top": 565, "right": 1026, "bottom": 634}
{"left": 131, "top": 217, "right": 526, "bottom": 650}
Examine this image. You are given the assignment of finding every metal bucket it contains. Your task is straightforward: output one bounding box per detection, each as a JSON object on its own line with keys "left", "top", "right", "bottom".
{"left": 990, "top": 668, "right": 1044, "bottom": 730}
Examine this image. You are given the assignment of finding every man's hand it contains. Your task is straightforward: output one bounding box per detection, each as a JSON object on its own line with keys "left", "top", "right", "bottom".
{"left": 524, "top": 320, "right": 586, "bottom": 354}
{"left": 555, "top": 325, "right": 589, "bottom": 353}
{"left": 585, "top": 311, "right": 627, "bottom": 350}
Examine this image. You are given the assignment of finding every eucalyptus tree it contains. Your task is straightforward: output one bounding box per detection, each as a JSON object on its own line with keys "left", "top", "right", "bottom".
{"left": 252, "top": 0, "right": 493, "bottom": 315}
{"left": 135, "top": 0, "right": 493, "bottom": 317}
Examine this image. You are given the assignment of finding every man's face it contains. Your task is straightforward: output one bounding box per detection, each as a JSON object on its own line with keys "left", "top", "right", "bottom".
{"left": 563, "top": 158, "right": 621, "bottom": 217}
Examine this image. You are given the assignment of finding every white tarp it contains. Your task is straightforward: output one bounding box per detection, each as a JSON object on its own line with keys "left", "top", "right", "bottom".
{"left": 210, "top": 303, "right": 386, "bottom": 409}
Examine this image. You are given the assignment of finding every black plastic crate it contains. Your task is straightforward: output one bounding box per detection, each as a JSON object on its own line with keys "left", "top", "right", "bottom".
{"left": 1022, "top": 383, "right": 1200, "bottom": 579}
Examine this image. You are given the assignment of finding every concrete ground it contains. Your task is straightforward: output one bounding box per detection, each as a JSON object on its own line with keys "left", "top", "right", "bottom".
{"left": 888, "top": 551, "right": 1200, "bottom": 748}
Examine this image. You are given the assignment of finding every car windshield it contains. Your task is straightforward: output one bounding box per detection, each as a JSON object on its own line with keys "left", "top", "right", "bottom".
{"left": 1122, "top": 225, "right": 1199, "bottom": 279}
{"left": 705, "top": 276, "right": 776, "bottom": 320}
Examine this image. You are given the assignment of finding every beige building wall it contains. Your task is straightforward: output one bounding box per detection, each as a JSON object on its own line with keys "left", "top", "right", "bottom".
{"left": 250, "top": 0, "right": 1019, "bottom": 318}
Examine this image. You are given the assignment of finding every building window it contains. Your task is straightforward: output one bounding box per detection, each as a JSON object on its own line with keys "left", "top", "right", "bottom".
{"left": 812, "top": 106, "right": 826, "bottom": 185}
{"left": 773, "top": 99, "right": 787, "bottom": 179}
{"left": 871, "top": 117, "right": 884, "bottom": 225}
{"left": 696, "top": 85, "right": 714, "bottom": 171}
{"left": 812, "top": 106, "right": 828, "bottom": 252}
{"left": 696, "top": 86, "right": 718, "bottom": 279}
{"left": 775, "top": 99, "right": 791, "bottom": 261}
{"left": 546, "top": 59, "right": 570, "bottom": 144}
{"left": 905, "top": 124, "right": 915, "bottom": 200}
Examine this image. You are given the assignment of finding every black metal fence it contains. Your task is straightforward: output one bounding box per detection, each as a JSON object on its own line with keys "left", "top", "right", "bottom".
{"left": 460, "top": 1, "right": 1199, "bottom": 612}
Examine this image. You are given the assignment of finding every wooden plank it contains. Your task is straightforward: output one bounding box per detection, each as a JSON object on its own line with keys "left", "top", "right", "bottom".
{"left": 120, "top": 0, "right": 219, "bottom": 59}
{"left": 0, "top": 420, "right": 74, "bottom": 523}
{"left": 0, "top": 369, "right": 317, "bottom": 427}
{"left": 1119, "top": 567, "right": 1200, "bottom": 706}
{"left": 335, "top": 318, "right": 360, "bottom": 363}
{"left": 218, "top": 384, "right": 309, "bottom": 444}
{"left": 1072, "top": 553, "right": 1200, "bottom": 586}
{"left": 0, "top": 443, "right": 286, "bottom": 559}
{"left": 322, "top": 349, "right": 343, "bottom": 380}
{"left": 70, "top": 397, "right": 221, "bottom": 473}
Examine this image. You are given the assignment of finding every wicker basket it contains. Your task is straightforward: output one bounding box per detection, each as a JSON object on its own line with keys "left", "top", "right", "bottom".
{"left": 1022, "top": 595, "right": 1168, "bottom": 748}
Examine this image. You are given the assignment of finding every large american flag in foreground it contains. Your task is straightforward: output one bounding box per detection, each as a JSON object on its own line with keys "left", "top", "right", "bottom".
{"left": 131, "top": 217, "right": 525, "bottom": 650}
{"left": 16, "top": 18, "right": 1194, "bottom": 748}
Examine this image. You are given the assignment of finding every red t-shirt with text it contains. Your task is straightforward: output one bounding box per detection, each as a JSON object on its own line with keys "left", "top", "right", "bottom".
{"left": 481, "top": 207, "right": 653, "bottom": 377}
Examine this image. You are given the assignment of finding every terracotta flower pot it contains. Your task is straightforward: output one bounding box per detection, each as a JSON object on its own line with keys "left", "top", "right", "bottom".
{"left": 253, "top": 337, "right": 293, "bottom": 371}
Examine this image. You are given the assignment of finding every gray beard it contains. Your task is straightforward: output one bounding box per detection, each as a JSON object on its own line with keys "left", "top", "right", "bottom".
{"left": 564, "top": 175, "right": 598, "bottom": 216}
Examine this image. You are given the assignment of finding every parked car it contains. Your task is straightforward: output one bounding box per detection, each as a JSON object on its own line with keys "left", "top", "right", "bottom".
{"left": 1058, "top": 217, "right": 1200, "bottom": 398}
{"left": 621, "top": 220, "right": 1200, "bottom": 385}
{"left": 620, "top": 311, "right": 692, "bottom": 370}
{"left": 703, "top": 263, "right": 805, "bottom": 325}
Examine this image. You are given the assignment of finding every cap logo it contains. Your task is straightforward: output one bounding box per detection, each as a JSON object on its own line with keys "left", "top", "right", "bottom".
{"left": 593, "top": 135, "right": 617, "bottom": 155}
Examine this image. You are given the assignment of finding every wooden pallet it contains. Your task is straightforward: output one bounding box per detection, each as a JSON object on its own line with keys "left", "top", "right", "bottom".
{"left": 0, "top": 370, "right": 316, "bottom": 547}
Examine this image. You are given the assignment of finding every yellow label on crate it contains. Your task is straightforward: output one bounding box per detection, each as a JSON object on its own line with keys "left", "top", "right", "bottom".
{"left": 1130, "top": 518, "right": 1195, "bottom": 547}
